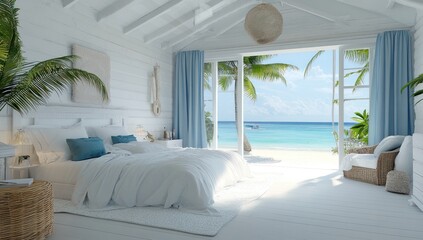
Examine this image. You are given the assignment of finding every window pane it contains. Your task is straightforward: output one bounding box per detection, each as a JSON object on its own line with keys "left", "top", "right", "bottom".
{"left": 217, "top": 60, "right": 238, "bottom": 150}
{"left": 204, "top": 62, "right": 214, "bottom": 148}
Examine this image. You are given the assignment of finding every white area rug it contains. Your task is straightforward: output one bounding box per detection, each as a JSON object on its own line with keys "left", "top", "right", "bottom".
{"left": 54, "top": 177, "right": 271, "bottom": 236}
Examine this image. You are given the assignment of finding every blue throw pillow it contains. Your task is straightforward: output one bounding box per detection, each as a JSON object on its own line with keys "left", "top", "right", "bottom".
{"left": 111, "top": 135, "right": 137, "bottom": 144}
{"left": 66, "top": 137, "right": 106, "bottom": 161}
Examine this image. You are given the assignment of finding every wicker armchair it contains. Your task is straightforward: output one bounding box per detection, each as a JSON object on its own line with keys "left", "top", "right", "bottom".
{"left": 343, "top": 145, "right": 400, "bottom": 185}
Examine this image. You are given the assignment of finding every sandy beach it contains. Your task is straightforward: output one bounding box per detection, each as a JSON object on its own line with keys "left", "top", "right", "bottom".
{"left": 245, "top": 148, "right": 339, "bottom": 170}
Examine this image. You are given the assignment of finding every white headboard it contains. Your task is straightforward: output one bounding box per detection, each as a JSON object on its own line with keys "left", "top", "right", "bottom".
{"left": 12, "top": 105, "right": 127, "bottom": 134}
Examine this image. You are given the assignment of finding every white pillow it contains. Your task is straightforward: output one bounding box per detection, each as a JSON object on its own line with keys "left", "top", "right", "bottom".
{"left": 113, "top": 142, "right": 169, "bottom": 154}
{"left": 342, "top": 153, "right": 378, "bottom": 171}
{"left": 395, "top": 136, "right": 413, "bottom": 181}
{"left": 87, "top": 126, "right": 128, "bottom": 145}
{"left": 374, "top": 135, "right": 405, "bottom": 157}
{"left": 25, "top": 125, "right": 88, "bottom": 164}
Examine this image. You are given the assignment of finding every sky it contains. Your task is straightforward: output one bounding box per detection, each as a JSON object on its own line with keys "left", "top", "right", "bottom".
{"left": 204, "top": 49, "right": 370, "bottom": 123}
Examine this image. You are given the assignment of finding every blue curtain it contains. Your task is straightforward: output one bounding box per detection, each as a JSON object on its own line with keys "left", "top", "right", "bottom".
{"left": 369, "top": 30, "right": 414, "bottom": 145}
{"left": 172, "top": 50, "right": 207, "bottom": 148}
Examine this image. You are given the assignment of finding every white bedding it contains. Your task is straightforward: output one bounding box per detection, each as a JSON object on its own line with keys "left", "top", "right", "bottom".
{"left": 71, "top": 148, "right": 250, "bottom": 211}
{"left": 29, "top": 161, "right": 86, "bottom": 200}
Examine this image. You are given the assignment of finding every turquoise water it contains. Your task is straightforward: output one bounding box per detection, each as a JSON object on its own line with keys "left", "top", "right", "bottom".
{"left": 217, "top": 121, "right": 354, "bottom": 150}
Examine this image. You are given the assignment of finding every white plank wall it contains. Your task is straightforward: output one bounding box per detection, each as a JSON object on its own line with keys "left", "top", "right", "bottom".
{"left": 415, "top": 10, "right": 423, "bottom": 133}
{"left": 0, "top": 0, "right": 175, "bottom": 143}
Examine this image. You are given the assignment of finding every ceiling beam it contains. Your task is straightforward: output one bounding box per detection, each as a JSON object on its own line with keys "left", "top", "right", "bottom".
{"left": 62, "top": 0, "right": 80, "bottom": 8}
{"left": 96, "top": 0, "right": 135, "bottom": 22}
{"left": 144, "top": 12, "right": 193, "bottom": 44}
{"left": 162, "top": 0, "right": 256, "bottom": 49}
{"left": 144, "top": 0, "right": 227, "bottom": 44}
{"left": 282, "top": 0, "right": 346, "bottom": 24}
{"left": 337, "top": 0, "right": 416, "bottom": 26}
{"left": 175, "top": 11, "right": 246, "bottom": 50}
{"left": 124, "top": 0, "right": 185, "bottom": 34}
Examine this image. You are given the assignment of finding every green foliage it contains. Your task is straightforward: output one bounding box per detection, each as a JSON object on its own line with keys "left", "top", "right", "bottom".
{"left": 350, "top": 109, "right": 369, "bottom": 144}
{"left": 205, "top": 111, "right": 214, "bottom": 145}
{"left": 331, "top": 129, "right": 366, "bottom": 154}
{"left": 0, "top": 0, "right": 108, "bottom": 113}
{"left": 402, "top": 73, "right": 423, "bottom": 104}
{"left": 209, "top": 55, "right": 298, "bottom": 101}
{"left": 304, "top": 49, "right": 369, "bottom": 91}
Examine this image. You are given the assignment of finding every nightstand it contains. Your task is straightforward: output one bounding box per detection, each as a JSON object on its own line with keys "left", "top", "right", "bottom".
{"left": 9, "top": 164, "right": 39, "bottom": 179}
{"left": 0, "top": 143, "right": 15, "bottom": 180}
{"left": 156, "top": 139, "right": 183, "bottom": 148}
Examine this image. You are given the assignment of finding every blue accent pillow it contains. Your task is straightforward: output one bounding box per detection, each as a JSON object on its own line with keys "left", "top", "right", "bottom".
{"left": 66, "top": 137, "right": 106, "bottom": 161}
{"left": 111, "top": 135, "right": 137, "bottom": 144}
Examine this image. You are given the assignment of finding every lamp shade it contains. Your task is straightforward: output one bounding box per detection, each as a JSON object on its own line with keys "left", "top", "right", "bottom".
{"left": 244, "top": 3, "right": 283, "bottom": 44}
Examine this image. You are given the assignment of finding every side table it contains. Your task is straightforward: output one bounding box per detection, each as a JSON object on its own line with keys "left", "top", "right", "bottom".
{"left": 10, "top": 164, "right": 39, "bottom": 179}
{"left": 0, "top": 143, "right": 15, "bottom": 180}
{"left": 0, "top": 180, "right": 54, "bottom": 240}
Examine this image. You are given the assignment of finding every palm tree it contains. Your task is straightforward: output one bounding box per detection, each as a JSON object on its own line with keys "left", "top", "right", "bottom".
{"left": 0, "top": 0, "right": 108, "bottom": 114}
{"left": 205, "top": 56, "right": 298, "bottom": 152}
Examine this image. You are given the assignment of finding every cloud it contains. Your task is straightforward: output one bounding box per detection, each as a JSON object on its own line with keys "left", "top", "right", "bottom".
{"left": 244, "top": 95, "right": 333, "bottom": 120}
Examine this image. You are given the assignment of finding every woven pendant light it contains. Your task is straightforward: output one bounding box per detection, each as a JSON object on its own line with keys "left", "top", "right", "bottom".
{"left": 244, "top": 3, "right": 283, "bottom": 44}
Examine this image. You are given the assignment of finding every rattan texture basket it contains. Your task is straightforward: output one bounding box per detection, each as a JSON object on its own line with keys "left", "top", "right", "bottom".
{"left": 0, "top": 180, "right": 54, "bottom": 240}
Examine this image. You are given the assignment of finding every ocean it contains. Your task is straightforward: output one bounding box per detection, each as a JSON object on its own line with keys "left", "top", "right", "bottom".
{"left": 217, "top": 121, "right": 355, "bottom": 151}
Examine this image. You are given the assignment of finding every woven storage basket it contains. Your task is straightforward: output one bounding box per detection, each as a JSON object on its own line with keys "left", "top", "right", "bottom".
{"left": 0, "top": 180, "right": 54, "bottom": 240}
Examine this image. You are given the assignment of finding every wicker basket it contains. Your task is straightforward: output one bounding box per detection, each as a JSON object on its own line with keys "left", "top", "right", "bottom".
{"left": 0, "top": 180, "right": 54, "bottom": 240}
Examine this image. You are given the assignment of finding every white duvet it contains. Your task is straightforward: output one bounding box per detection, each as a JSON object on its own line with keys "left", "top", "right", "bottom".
{"left": 71, "top": 148, "right": 250, "bottom": 211}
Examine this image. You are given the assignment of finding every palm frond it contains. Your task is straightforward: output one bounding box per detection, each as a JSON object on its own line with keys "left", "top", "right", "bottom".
{"left": 304, "top": 50, "right": 325, "bottom": 78}
{"left": 401, "top": 74, "right": 423, "bottom": 105}
{"left": 6, "top": 56, "right": 108, "bottom": 113}
{"left": 0, "top": 1, "right": 109, "bottom": 113}
{"left": 218, "top": 76, "right": 232, "bottom": 91}
{"left": 345, "top": 49, "right": 369, "bottom": 64}
{"left": 402, "top": 74, "right": 423, "bottom": 92}
{"left": 249, "top": 63, "right": 298, "bottom": 84}
{"left": 243, "top": 77, "right": 257, "bottom": 101}
{"left": 244, "top": 55, "right": 273, "bottom": 65}
{"left": 0, "top": 0, "right": 24, "bottom": 91}
{"left": 343, "top": 62, "right": 369, "bottom": 91}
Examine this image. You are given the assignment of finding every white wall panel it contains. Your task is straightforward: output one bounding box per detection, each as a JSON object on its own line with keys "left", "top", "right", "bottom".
{"left": 0, "top": 0, "right": 174, "bottom": 143}
{"left": 415, "top": 11, "right": 423, "bottom": 133}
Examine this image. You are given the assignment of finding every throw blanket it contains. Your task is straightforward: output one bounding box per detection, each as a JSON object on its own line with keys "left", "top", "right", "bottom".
{"left": 72, "top": 148, "right": 250, "bottom": 210}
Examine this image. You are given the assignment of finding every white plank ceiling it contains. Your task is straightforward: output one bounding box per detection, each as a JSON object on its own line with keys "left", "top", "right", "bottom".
{"left": 63, "top": 0, "right": 421, "bottom": 52}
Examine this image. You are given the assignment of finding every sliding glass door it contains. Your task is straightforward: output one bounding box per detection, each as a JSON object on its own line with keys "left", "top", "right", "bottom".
{"left": 204, "top": 57, "right": 244, "bottom": 155}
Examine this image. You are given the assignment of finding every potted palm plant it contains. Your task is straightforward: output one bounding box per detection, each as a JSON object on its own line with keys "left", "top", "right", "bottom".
{"left": 0, "top": 0, "right": 108, "bottom": 114}
{"left": 402, "top": 74, "right": 423, "bottom": 104}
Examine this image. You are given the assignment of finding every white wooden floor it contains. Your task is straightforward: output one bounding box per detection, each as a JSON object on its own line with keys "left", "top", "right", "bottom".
{"left": 49, "top": 162, "right": 423, "bottom": 240}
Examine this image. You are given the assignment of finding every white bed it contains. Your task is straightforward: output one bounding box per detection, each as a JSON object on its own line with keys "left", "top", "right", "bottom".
{"left": 22, "top": 120, "right": 250, "bottom": 211}
{"left": 29, "top": 161, "right": 85, "bottom": 200}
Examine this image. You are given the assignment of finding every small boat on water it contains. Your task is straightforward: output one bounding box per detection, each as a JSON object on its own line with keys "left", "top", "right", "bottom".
{"left": 245, "top": 124, "right": 259, "bottom": 129}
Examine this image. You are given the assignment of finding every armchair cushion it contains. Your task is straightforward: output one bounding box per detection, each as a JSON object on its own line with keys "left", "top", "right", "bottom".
{"left": 342, "top": 154, "right": 377, "bottom": 171}
{"left": 374, "top": 136, "right": 405, "bottom": 157}
{"left": 395, "top": 136, "right": 413, "bottom": 180}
